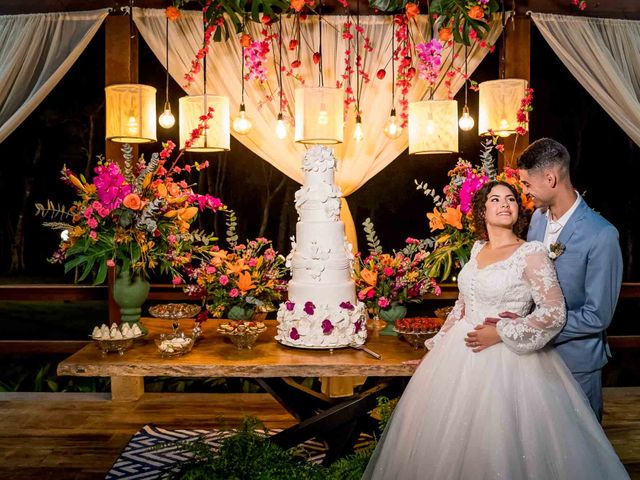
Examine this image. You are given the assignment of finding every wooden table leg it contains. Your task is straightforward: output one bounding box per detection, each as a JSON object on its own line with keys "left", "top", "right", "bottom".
{"left": 111, "top": 376, "right": 144, "bottom": 401}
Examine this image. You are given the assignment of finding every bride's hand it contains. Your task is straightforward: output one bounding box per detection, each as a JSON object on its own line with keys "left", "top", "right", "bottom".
{"left": 465, "top": 325, "right": 502, "bottom": 352}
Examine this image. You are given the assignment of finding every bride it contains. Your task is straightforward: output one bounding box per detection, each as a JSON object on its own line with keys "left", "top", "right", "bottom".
{"left": 362, "top": 181, "right": 628, "bottom": 480}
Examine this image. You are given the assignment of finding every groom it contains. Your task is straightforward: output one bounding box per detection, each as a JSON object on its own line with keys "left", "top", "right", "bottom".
{"left": 469, "top": 138, "right": 622, "bottom": 420}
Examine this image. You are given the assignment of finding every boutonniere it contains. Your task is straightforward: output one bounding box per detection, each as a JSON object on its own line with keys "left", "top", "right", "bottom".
{"left": 549, "top": 242, "right": 566, "bottom": 260}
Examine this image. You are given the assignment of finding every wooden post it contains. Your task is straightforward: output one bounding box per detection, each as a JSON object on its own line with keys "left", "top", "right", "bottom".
{"left": 500, "top": 15, "right": 531, "bottom": 170}
{"left": 111, "top": 376, "right": 144, "bottom": 401}
{"left": 105, "top": 12, "right": 138, "bottom": 166}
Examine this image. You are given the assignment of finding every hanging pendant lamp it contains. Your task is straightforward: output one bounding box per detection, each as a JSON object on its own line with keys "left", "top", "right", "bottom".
{"left": 179, "top": 12, "right": 230, "bottom": 152}
{"left": 478, "top": 78, "right": 527, "bottom": 137}
{"left": 409, "top": 100, "right": 458, "bottom": 154}
{"left": 105, "top": 3, "right": 156, "bottom": 143}
{"left": 294, "top": 9, "right": 343, "bottom": 144}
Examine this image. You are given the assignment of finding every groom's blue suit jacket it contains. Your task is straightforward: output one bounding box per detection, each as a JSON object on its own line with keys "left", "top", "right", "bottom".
{"left": 528, "top": 200, "right": 623, "bottom": 373}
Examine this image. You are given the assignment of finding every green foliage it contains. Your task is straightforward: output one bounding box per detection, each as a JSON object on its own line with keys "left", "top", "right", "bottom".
{"left": 479, "top": 139, "right": 497, "bottom": 180}
{"left": 363, "top": 218, "right": 382, "bottom": 256}
{"left": 423, "top": 230, "right": 473, "bottom": 281}
{"left": 224, "top": 209, "right": 239, "bottom": 248}
{"left": 172, "top": 418, "right": 325, "bottom": 480}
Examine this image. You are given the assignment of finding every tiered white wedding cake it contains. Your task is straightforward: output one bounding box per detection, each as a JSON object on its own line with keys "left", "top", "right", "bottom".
{"left": 276, "top": 146, "right": 367, "bottom": 348}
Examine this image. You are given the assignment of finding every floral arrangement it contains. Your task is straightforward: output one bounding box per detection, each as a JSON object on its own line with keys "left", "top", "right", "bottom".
{"left": 184, "top": 238, "right": 288, "bottom": 320}
{"left": 36, "top": 142, "right": 225, "bottom": 284}
{"left": 418, "top": 140, "right": 534, "bottom": 280}
{"left": 354, "top": 221, "right": 440, "bottom": 314}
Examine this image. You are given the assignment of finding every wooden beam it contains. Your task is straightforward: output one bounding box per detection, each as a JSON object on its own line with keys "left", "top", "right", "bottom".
{"left": 105, "top": 13, "right": 138, "bottom": 166}
{"left": 2, "top": 0, "right": 640, "bottom": 18}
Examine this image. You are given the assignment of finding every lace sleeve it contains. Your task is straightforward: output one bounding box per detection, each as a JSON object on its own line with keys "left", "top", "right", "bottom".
{"left": 425, "top": 293, "right": 465, "bottom": 350}
{"left": 496, "top": 245, "right": 566, "bottom": 354}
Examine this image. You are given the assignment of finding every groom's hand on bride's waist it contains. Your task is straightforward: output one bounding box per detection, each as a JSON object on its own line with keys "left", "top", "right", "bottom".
{"left": 484, "top": 311, "right": 518, "bottom": 326}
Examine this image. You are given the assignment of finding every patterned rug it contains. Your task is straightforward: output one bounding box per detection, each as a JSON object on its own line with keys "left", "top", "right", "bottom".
{"left": 106, "top": 425, "right": 329, "bottom": 479}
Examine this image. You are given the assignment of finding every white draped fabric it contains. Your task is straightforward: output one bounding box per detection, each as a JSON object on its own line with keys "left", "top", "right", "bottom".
{"left": 0, "top": 9, "right": 109, "bottom": 144}
{"left": 134, "top": 8, "right": 503, "bottom": 249}
{"left": 531, "top": 13, "right": 640, "bottom": 147}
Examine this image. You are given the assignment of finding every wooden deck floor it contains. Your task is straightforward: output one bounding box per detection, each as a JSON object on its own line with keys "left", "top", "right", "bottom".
{"left": 0, "top": 388, "right": 638, "bottom": 480}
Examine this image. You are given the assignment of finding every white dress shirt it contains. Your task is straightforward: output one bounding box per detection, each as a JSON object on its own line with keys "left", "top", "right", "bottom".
{"left": 543, "top": 193, "right": 582, "bottom": 249}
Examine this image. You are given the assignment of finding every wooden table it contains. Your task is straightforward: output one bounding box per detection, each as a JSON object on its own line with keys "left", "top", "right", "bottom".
{"left": 58, "top": 318, "right": 424, "bottom": 463}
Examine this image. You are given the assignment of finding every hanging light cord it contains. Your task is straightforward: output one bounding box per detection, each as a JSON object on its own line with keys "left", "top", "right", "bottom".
{"left": 278, "top": 16, "right": 283, "bottom": 113}
{"left": 464, "top": 45, "right": 468, "bottom": 106}
{"left": 241, "top": 17, "right": 246, "bottom": 106}
{"left": 499, "top": 2, "right": 507, "bottom": 79}
{"left": 164, "top": 17, "right": 170, "bottom": 104}
{"left": 203, "top": 15, "right": 207, "bottom": 97}
{"left": 391, "top": 24, "right": 395, "bottom": 110}
{"left": 128, "top": 0, "right": 134, "bottom": 84}
{"left": 318, "top": 3, "right": 324, "bottom": 87}
{"left": 355, "top": 0, "right": 361, "bottom": 114}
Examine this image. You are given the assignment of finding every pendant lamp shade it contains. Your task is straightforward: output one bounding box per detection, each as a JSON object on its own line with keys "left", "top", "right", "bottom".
{"left": 294, "top": 87, "right": 344, "bottom": 144}
{"left": 105, "top": 84, "right": 157, "bottom": 143}
{"left": 408, "top": 100, "right": 458, "bottom": 154}
{"left": 478, "top": 79, "right": 527, "bottom": 137}
{"left": 179, "top": 95, "right": 230, "bottom": 152}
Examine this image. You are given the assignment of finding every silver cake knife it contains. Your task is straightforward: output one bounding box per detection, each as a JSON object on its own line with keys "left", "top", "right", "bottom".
{"left": 350, "top": 344, "right": 381, "bottom": 360}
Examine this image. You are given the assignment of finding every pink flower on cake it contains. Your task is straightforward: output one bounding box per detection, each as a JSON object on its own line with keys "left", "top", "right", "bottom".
{"left": 304, "top": 301, "right": 315, "bottom": 315}
{"left": 378, "top": 296, "right": 390, "bottom": 308}
{"left": 322, "top": 319, "right": 334, "bottom": 334}
{"left": 229, "top": 288, "right": 239, "bottom": 298}
{"left": 290, "top": 327, "right": 300, "bottom": 340}
{"left": 340, "top": 301, "right": 355, "bottom": 310}
{"left": 286, "top": 301, "right": 295, "bottom": 311}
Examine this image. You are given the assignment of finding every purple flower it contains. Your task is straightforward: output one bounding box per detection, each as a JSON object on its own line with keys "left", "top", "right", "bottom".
{"left": 354, "top": 319, "right": 363, "bottom": 333}
{"left": 304, "top": 301, "right": 315, "bottom": 315}
{"left": 321, "top": 319, "right": 334, "bottom": 334}
{"left": 339, "top": 301, "right": 354, "bottom": 311}
{"left": 290, "top": 327, "right": 300, "bottom": 340}
{"left": 285, "top": 301, "right": 295, "bottom": 311}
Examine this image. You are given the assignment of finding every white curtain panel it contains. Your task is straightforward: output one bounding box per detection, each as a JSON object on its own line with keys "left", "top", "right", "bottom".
{"left": 532, "top": 13, "right": 640, "bottom": 147}
{"left": 134, "top": 8, "right": 503, "bottom": 247}
{"left": 0, "top": 9, "right": 110, "bottom": 144}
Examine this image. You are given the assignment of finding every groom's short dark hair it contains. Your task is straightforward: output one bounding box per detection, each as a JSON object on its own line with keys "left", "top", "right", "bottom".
{"left": 517, "top": 138, "right": 570, "bottom": 179}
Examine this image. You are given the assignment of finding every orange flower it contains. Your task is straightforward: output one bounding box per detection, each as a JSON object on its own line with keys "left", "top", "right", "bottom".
{"left": 427, "top": 208, "right": 445, "bottom": 231}
{"left": 167, "top": 182, "right": 181, "bottom": 197}
{"left": 240, "top": 33, "right": 252, "bottom": 48}
{"left": 226, "top": 259, "right": 250, "bottom": 276}
{"left": 405, "top": 2, "right": 420, "bottom": 19}
{"left": 290, "top": 0, "right": 305, "bottom": 12}
{"left": 123, "top": 193, "right": 143, "bottom": 211}
{"left": 439, "top": 27, "right": 452, "bottom": 41}
{"left": 443, "top": 206, "right": 463, "bottom": 229}
{"left": 468, "top": 5, "right": 485, "bottom": 19}
{"left": 165, "top": 6, "right": 180, "bottom": 21}
{"left": 237, "top": 271, "right": 256, "bottom": 293}
{"left": 360, "top": 268, "right": 378, "bottom": 287}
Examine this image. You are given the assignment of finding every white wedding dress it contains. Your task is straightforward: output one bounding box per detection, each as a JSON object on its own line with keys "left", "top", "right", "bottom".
{"left": 363, "top": 241, "right": 629, "bottom": 480}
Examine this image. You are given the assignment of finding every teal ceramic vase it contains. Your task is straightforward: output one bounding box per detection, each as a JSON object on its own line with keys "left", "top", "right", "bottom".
{"left": 112, "top": 269, "right": 150, "bottom": 327}
{"left": 378, "top": 302, "right": 407, "bottom": 336}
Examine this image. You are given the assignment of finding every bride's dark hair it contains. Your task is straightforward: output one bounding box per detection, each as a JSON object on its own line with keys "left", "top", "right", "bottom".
{"left": 471, "top": 180, "right": 528, "bottom": 241}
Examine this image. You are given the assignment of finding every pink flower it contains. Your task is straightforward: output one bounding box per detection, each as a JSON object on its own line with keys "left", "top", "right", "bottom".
{"left": 459, "top": 173, "right": 488, "bottom": 214}
{"left": 86, "top": 217, "right": 98, "bottom": 229}
{"left": 229, "top": 288, "right": 239, "bottom": 298}
{"left": 405, "top": 237, "right": 419, "bottom": 245}
{"left": 171, "top": 276, "right": 182, "bottom": 285}
{"left": 378, "top": 296, "right": 390, "bottom": 308}
{"left": 248, "top": 258, "right": 257, "bottom": 267}
{"left": 358, "top": 290, "right": 367, "bottom": 301}
{"left": 106, "top": 259, "right": 115, "bottom": 267}
{"left": 321, "top": 319, "right": 334, "bottom": 334}
{"left": 83, "top": 207, "right": 94, "bottom": 219}
{"left": 304, "top": 301, "right": 315, "bottom": 315}
{"left": 205, "top": 266, "right": 216, "bottom": 274}
{"left": 290, "top": 327, "right": 300, "bottom": 340}
{"left": 286, "top": 301, "right": 295, "bottom": 311}
{"left": 383, "top": 267, "right": 394, "bottom": 277}
{"left": 264, "top": 248, "right": 276, "bottom": 261}
{"left": 89, "top": 231, "right": 97, "bottom": 240}
{"left": 219, "top": 275, "right": 229, "bottom": 286}
{"left": 434, "top": 285, "right": 442, "bottom": 296}
{"left": 93, "top": 163, "right": 131, "bottom": 211}
{"left": 168, "top": 234, "right": 177, "bottom": 244}
{"left": 367, "top": 289, "right": 376, "bottom": 299}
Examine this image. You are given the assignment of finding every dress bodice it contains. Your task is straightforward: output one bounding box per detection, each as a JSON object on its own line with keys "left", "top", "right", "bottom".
{"left": 427, "top": 240, "right": 567, "bottom": 354}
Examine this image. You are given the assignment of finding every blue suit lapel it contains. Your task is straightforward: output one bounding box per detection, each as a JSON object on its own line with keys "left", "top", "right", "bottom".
{"left": 557, "top": 200, "right": 588, "bottom": 246}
